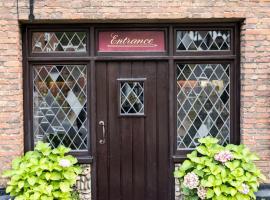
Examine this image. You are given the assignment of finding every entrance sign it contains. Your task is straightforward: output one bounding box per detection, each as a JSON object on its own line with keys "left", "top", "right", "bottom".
{"left": 98, "top": 31, "right": 165, "bottom": 52}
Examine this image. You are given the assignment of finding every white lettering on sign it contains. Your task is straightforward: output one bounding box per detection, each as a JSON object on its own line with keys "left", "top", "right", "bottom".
{"left": 109, "top": 33, "right": 157, "bottom": 48}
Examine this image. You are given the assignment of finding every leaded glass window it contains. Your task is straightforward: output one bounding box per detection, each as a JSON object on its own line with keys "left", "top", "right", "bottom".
{"left": 33, "top": 65, "right": 88, "bottom": 150}
{"left": 120, "top": 81, "right": 144, "bottom": 115}
{"left": 176, "top": 30, "right": 230, "bottom": 51}
{"left": 32, "top": 32, "right": 87, "bottom": 53}
{"left": 176, "top": 64, "right": 230, "bottom": 150}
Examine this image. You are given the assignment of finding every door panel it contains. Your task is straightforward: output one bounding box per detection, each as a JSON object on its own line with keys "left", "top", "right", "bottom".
{"left": 96, "top": 61, "right": 170, "bottom": 200}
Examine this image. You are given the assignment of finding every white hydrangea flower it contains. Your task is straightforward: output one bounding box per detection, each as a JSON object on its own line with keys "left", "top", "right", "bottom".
{"left": 59, "top": 159, "right": 71, "bottom": 167}
{"left": 183, "top": 172, "right": 199, "bottom": 189}
{"left": 197, "top": 186, "right": 207, "bottom": 199}
{"left": 240, "top": 183, "right": 249, "bottom": 195}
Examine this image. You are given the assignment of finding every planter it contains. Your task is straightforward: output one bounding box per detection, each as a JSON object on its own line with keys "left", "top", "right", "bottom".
{"left": 0, "top": 188, "right": 12, "bottom": 200}
{"left": 256, "top": 184, "right": 270, "bottom": 200}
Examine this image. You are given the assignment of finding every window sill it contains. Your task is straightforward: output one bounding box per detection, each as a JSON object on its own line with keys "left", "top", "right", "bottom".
{"left": 77, "top": 156, "right": 93, "bottom": 164}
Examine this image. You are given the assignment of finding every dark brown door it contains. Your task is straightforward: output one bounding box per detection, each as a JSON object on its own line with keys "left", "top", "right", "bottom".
{"left": 96, "top": 61, "right": 170, "bottom": 200}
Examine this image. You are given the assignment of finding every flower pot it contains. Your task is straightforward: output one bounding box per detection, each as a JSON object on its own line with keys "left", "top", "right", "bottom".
{"left": 256, "top": 184, "right": 270, "bottom": 200}
{"left": 0, "top": 188, "right": 12, "bottom": 200}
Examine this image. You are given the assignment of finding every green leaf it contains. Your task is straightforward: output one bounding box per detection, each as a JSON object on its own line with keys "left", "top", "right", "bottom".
{"left": 59, "top": 182, "right": 71, "bottom": 193}
{"left": 74, "top": 166, "right": 82, "bottom": 174}
{"left": 236, "top": 193, "right": 249, "bottom": 200}
{"left": 198, "top": 136, "right": 219, "bottom": 144}
{"left": 208, "top": 175, "right": 215, "bottom": 186}
{"left": 35, "top": 142, "right": 51, "bottom": 156}
{"left": 52, "top": 191, "right": 61, "bottom": 198}
{"left": 229, "top": 187, "right": 237, "bottom": 196}
{"left": 11, "top": 158, "right": 21, "bottom": 170}
{"left": 2, "top": 170, "right": 14, "bottom": 177}
{"left": 231, "top": 168, "right": 244, "bottom": 177}
{"left": 206, "top": 189, "right": 214, "bottom": 198}
{"left": 196, "top": 146, "right": 209, "bottom": 156}
{"left": 45, "top": 172, "right": 50, "bottom": 180}
{"left": 189, "top": 156, "right": 202, "bottom": 164}
{"left": 18, "top": 181, "right": 24, "bottom": 189}
{"left": 50, "top": 172, "right": 61, "bottom": 180}
{"left": 182, "top": 187, "right": 192, "bottom": 195}
{"left": 214, "top": 187, "right": 221, "bottom": 196}
{"left": 31, "top": 192, "right": 40, "bottom": 200}
{"left": 28, "top": 177, "right": 37, "bottom": 186}
{"left": 6, "top": 186, "right": 13, "bottom": 193}
{"left": 196, "top": 164, "right": 204, "bottom": 170}
{"left": 174, "top": 170, "right": 185, "bottom": 178}
{"left": 180, "top": 160, "right": 194, "bottom": 171}
{"left": 201, "top": 179, "right": 212, "bottom": 187}
{"left": 14, "top": 195, "right": 25, "bottom": 200}
{"left": 46, "top": 185, "right": 53, "bottom": 194}
{"left": 187, "top": 150, "right": 198, "bottom": 159}
{"left": 192, "top": 169, "right": 204, "bottom": 177}
{"left": 53, "top": 145, "right": 70, "bottom": 155}
{"left": 63, "top": 171, "right": 76, "bottom": 180}
{"left": 225, "top": 162, "right": 238, "bottom": 171}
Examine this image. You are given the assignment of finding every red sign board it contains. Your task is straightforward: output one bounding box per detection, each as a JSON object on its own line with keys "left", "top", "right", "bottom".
{"left": 98, "top": 31, "right": 165, "bottom": 52}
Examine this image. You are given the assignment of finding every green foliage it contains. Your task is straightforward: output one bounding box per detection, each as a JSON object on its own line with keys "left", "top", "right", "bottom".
{"left": 71, "top": 190, "right": 80, "bottom": 200}
{"left": 174, "top": 137, "right": 266, "bottom": 200}
{"left": 2, "top": 142, "right": 82, "bottom": 200}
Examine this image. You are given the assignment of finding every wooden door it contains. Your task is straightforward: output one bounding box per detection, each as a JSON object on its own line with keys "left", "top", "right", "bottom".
{"left": 95, "top": 61, "right": 170, "bottom": 200}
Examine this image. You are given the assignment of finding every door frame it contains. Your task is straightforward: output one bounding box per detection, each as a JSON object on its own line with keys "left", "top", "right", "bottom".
{"left": 22, "top": 22, "right": 241, "bottom": 200}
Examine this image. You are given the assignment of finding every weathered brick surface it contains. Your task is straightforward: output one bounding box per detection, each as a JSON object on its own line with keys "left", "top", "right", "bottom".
{"left": 0, "top": 0, "right": 24, "bottom": 187}
{"left": 0, "top": 0, "right": 270, "bottom": 186}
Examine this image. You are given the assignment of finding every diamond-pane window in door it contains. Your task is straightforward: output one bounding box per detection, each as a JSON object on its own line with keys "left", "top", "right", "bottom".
{"left": 176, "top": 30, "right": 230, "bottom": 51}
{"left": 120, "top": 81, "right": 144, "bottom": 115}
{"left": 176, "top": 64, "right": 230, "bottom": 150}
{"left": 33, "top": 65, "right": 88, "bottom": 150}
{"left": 32, "top": 32, "right": 87, "bottom": 53}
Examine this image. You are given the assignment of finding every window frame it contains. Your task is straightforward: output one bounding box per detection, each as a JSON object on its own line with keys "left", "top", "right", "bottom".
{"left": 22, "top": 22, "right": 241, "bottom": 165}
{"left": 28, "top": 26, "right": 90, "bottom": 57}
{"left": 174, "top": 27, "right": 235, "bottom": 56}
{"left": 171, "top": 23, "right": 240, "bottom": 162}
{"left": 117, "top": 78, "right": 146, "bottom": 117}
{"left": 23, "top": 25, "right": 94, "bottom": 163}
{"left": 172, "top": 60, "right": 238, "bottom": 160}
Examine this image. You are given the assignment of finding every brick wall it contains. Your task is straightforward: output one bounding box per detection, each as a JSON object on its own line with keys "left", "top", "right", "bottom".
{"left": 0, "top": 0, "right": 270, "bottom": 187}
{"left": 0, "top": 0, "right": 24, "bottom": 187}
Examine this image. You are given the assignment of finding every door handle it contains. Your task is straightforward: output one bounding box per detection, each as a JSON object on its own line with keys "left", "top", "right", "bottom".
{"left": 99, "top": 121, "right": 106, "bottom": 144}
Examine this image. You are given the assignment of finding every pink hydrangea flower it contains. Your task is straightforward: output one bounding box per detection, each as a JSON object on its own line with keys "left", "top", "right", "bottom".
{"left": 214, "top": 150, "right": 234, "bottom": 163}
{"left": 240, "top": 183, "right": 249, "bottom": 195}
{"left": 183, "top": 172, "right": 199, "bottom": 189}
{"left": 197, "top": 186, "right": 207, "bottom": 199}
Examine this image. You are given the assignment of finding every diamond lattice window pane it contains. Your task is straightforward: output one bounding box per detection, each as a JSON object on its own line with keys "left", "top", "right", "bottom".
{"left": 176, "top": 64, "right": 230, "bottom": 150}
{"left": 176, "top": 30, "right": 230, "bottom": 51}
{"left": 32, "top": 32, "right": 87, "bottom": 53}
{"left": 33, "top": 65, "right": 88, "bottom": 150}
{"left": 120, "top": 81, "right": 144, "bottom": 115}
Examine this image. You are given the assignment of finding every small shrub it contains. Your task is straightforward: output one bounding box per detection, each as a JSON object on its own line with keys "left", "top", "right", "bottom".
{"left": 174, "top": 137, "right": 266, "bottom": 200}
{"left": 2, "top": 142, "right": 82, "bottom": 200}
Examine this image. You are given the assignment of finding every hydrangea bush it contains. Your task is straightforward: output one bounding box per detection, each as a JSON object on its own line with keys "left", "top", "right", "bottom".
{"left": 2, "top": 142, "right": 82, "bottom": 200}
{"left": 174, "top": 137, "right": 265, "bottom": 200}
